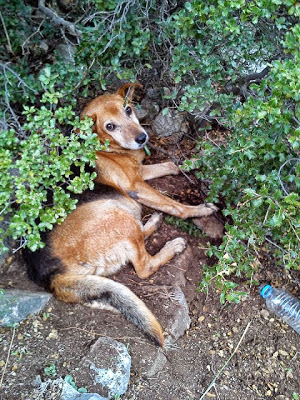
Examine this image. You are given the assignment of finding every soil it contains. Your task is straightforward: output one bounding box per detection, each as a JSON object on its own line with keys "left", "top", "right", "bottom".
{"left": 0, "top": 136, "right": 299, "bottom": 400}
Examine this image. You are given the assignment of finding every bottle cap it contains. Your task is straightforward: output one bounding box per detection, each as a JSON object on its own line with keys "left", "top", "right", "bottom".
{"left": 260, "top": 284, "right": 273, "bottom": 298}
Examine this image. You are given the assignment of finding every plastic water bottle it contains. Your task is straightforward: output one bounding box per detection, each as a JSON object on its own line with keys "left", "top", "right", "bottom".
{"left": 260, "top": 284, "right": 300, "bottom": 334}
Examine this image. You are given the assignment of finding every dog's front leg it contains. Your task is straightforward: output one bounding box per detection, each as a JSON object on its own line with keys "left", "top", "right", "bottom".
{"left": 141, "top": 162, "right": 180, "bottom": 180}
{"left": 129, "top": 180, "right": 217, "bottom": 218}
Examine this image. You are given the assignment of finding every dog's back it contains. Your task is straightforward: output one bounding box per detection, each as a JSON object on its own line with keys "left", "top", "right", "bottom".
{"left": 24, "top": 183, "right": 165, "bottom": 346}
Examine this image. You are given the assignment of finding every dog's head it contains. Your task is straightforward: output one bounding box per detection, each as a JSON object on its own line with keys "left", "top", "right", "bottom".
{"left": 81, "top": 83, "right": 148, "bottom": 151}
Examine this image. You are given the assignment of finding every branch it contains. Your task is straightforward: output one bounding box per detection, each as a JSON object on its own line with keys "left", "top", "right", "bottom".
{"left": 0, "top": 11, "right": 14, "bottom": 55}
{"left": 200, "top": 322, "right": 251, "bottom": 400}
{"left": 0, "top": 63, "right": 38, "bottom": 94}
{"left": 38, "top": 0, "right": 81, "bottom": 38}
{"left": 277, "top": 158, "right": 300, "bottom": 196}
{"left": 237, "top": 66, "right": 270, "bottom": 84}
{"left": 224, "top": 66, "right": 271, "bottom": 97}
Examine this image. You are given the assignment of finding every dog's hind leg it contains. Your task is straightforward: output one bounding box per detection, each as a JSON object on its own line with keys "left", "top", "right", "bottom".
{"left": 131, "top": 236, "right": 186, "bottom": 280}
{"left": 143, "top": 212, "right": 163, "bottom": 238}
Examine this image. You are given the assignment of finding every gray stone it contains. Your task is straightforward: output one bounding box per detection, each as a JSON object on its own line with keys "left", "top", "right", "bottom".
{"left": 55, "top": 43, "right": 75, "bottom": 64}
{"left": 167, "top": 286, "right": 191, "bottom": 340}
{"left": 193, "top": 215, "right": 224, "bottom": 239}
{"left": 31, "top": 376, "right": 108, "bottom": 400}
{"left": 128, "top": 285, "right": 191, "bottom": 377}
{"left": 134, "top": 106, "right": 149, "bottom": 121}
{"left": 61, "top": 381, "right": 108, "bottom": 400}
{"left": 140, "top": 97, "right": 160, "bottom": 119}
{"left": 152, "top": 109, "right": 189, "bottom": 143}
{"left": 76, "top": 337, "right": 131, "bottom": 399}
{"left": 39, "top": 40, "right": 49, "bottom": 53}
{"left": 0, "top": 289, "right": 52, "bottom": 326}
{"left": 145, "top": 88, "right": 161, "bottom": 100}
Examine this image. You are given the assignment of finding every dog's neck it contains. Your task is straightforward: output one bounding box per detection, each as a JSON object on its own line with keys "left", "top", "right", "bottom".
{"left": 97, "top": 147, "right": 146, "bottom": 163}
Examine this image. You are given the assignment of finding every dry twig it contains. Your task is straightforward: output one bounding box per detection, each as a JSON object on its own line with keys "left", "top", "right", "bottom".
{"left": 0, "top": 327, "right": 16, "bottom": 392}
{"left": 199, "top": 321, "right": 251, "bottom": 399}
{"left": 38, "top": 0, "right": 81, "bottom": 39}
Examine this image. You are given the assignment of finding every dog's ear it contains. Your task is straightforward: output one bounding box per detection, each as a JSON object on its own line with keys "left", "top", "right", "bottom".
{"left": 81, "top": 113, "right": 97, "bottom": 131}
{"left": 116, "top": 82, "right": 143, "bottom": 103}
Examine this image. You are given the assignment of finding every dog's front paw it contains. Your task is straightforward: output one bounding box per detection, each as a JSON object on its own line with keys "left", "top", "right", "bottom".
{"left": 206, "top": 203, "right": 219, "bottom": 212}
{"left": 169, "top": 237, "right": 186, "bottom": 254}
{"left": 196, "top": 203, "right": 218, "bottom": 217}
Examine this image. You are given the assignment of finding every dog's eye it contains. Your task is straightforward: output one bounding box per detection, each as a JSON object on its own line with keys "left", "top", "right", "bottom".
{"left": 106, "top": 123, "right": 116, "bottom": 131}
{"left": 125, "top": 106, "right": 132, "bottom": 116}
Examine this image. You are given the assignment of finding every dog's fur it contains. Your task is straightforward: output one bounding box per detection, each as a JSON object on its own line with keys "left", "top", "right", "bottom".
{"left": 24, "top": 83, "right": 217, "bottom": 347}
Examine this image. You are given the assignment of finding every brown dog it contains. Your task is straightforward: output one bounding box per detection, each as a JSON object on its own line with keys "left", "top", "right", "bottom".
{"left": 24, "top": 83, "right": 217, "bottom": 347}
{"left": 82, "top": 82, "right": 217, "bottom": 219}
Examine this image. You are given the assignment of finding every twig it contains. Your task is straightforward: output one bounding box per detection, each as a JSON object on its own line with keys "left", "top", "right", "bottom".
{"left": 199, "top": 321, "right": 251, "bottom": 400}
{"left": 147, "top": 142, "right": 195, "bottom": 184}
{"left": 277, "top": 158, "right": 300, "bottom": 196}
{"left": 0, "top": 63, "right": 38, "bottom": 94}
{"left": 265, "top": 236, "right": 289, "bottom": 255}
{"left": 237, "top": 66, "right": 270, "bottom": 84}
{"left": 38, "top": 0, "right": 81, "bottom": 38}
{"left": 0, "top": 12, "right": 14, "bottom": 55}
{"left": 21, "top": 20, "right": 44, "bottom": 56}
{"left": 0, "top": 327, "right": 16, "bottom": 391}
{"left": 59, "top": 326, "right": 153, "bottom": 345}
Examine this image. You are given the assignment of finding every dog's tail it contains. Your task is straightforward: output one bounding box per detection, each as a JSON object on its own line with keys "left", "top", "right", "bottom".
{"left": 51, "top": 273, "right": 164, "bottom": 347}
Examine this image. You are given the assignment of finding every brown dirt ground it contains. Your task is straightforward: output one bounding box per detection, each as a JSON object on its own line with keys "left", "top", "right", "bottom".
{"left": 0, "top": 139, "right": 299, "bottom": 400}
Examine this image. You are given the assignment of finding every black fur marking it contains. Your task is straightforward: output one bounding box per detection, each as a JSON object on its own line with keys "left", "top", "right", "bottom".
{"left": 23, "top": 235, "right": 65, "bottom": 291}
{"left": 84, "top": 290, "right": 148, "bottom": 333}
{"left": 77, "top": 183, "right": 123, "bottom": 205}
{"left": 127, "top": 190, "right": 139, "bottom": 200}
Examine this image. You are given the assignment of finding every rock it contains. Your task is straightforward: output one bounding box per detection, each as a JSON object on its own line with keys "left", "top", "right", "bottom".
{"left": 193, "top": 215, "right": 224, "bottom": 239}
{"left": 152, "top": 109, "right": 189, "bottom": 143}
{"left": 55, "top": 43, "right": 75, "bottom": 64}
{"left": 61, "top": 381, "right": 108, "bottom": 400}
{"left": 128, "top": 285, "right": 191, "bottom": 377}
{"left": 130, "top": 343, "right": 167, "bottom": 378}
{"left": 76, "top": 337, "right": 131, "bottom": 399}
{"left": 39, "top": 40, "right": 49, "bottom": 53}
{"left": 167, "top": 286, "right": 191, "bottom": 340}
{"left": 140, "top": 97, "right": 160, "bottom": 119}
{"left": 31, "top": 376, "right": 108, "bottom": 400}
{"left": 0, "top": 289, "right": 52, "bottom": 326}
{"left": 145, "top": 88, "right": 161, "bottom": 100}
{"left": 134, "top": 106, "right": 149, "bottom": 121}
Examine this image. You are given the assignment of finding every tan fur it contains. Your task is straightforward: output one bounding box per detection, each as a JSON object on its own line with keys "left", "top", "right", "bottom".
{"left": 81, "top": 83, "right": 218, "bottom": 218}
{"left": 36, "top": 83, "right": 217, "bottom": 346}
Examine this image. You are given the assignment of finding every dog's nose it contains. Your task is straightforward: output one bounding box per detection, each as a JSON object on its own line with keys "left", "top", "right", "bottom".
{"left": 135, "top": 132, "right": 147, "bottom": 145}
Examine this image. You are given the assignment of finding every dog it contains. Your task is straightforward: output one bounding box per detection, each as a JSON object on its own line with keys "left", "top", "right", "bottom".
{"left": 24, "top": 83, "right": 217, "bottom": 347}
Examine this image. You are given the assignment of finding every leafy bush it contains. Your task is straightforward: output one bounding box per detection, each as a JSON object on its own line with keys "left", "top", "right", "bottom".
{"left": 0, "top": 0, "right": 299, "bottom": 303}
{"left": 175, "top": 1, "right": 300, "bottom": 301}
{"left": 0, "top": 66, "right": 104, "bottom": 254}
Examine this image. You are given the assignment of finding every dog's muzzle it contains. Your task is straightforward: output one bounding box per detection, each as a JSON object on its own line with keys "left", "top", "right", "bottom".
{"left": 135, "top": 132, "right": 148, "bottom": 146}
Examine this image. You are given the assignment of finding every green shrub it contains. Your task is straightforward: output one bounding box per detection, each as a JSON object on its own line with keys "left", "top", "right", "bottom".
{"left": 174, "top": 1, "right": 300, "bottom": 302}
{"left": 0, "top": 0, "right": 298, "bottom": 303}
{"left": 0, "top": 66, "right": 105, "bottom": 253}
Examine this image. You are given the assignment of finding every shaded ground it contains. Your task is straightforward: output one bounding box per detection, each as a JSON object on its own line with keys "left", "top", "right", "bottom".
{"left": 0, "top": 140, "right": 299, "bottom": 400}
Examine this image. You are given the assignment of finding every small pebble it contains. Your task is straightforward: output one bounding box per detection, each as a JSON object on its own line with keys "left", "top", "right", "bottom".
{"left": 278, "top": 349, "right": 288, "bottom": 356}
{"left": 260, "top": 309, "right": 270, "bottom": 319}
